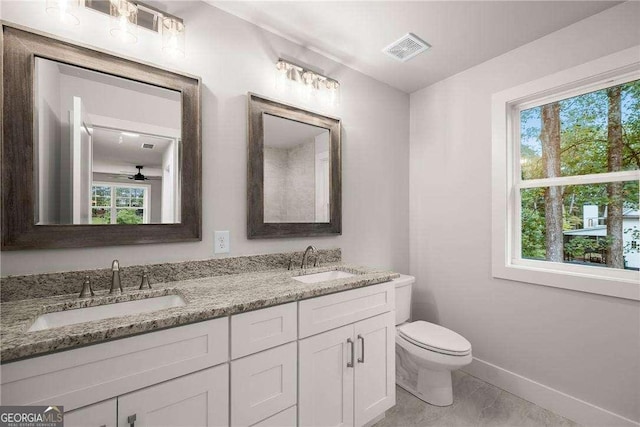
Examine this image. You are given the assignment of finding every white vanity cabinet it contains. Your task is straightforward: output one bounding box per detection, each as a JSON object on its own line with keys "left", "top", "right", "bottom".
{"left": 0, "top": 317, "right": 230, "bottom": 427}
{"left": 298, "top": 283, "right": 396, "bottom": 427}
{"left": 228, "top": 281, "right": 395, "bottom": 427}
{"left": 1, "top": 280, "right": 396, "bottom": 427}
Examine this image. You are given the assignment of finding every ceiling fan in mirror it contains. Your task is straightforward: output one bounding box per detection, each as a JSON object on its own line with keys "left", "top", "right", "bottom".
{"left": 130, "top": 165, "right": 149, "bottom": 181}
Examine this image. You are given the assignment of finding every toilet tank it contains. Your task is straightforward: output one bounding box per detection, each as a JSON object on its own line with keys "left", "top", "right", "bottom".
{"left": 393, "top": 275, "right": 415, "bottom": 325}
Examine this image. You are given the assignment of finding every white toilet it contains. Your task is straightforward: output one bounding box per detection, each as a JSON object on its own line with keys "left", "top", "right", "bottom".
{"left": 393, "top": 275, "right": 472, "bottom": 407}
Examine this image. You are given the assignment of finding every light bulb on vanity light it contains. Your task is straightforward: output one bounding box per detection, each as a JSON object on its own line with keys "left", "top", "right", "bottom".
{"left": 326, "top": 79, "right": 341, "bottom": 107}
{"left": 162, "top": 17, "right": 186, "bottom": 58}
{"left": 300, "top": 70, "right": 316, "bottom": 101}
{"left": 275, "top": 59, "right": 289, "bottom": 90}
{"left": 109, "top": 0, "right": 138, "bottom": 44}
{"left": 46, "top": 0, "right": 81, "bottom": 25}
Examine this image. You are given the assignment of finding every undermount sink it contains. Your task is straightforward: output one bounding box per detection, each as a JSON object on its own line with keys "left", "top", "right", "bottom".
{"left": 28, "top": 294, "right": 187, "bottom": 332}
{"left": 292, "top": 270, "right": 356, "bottom": 284}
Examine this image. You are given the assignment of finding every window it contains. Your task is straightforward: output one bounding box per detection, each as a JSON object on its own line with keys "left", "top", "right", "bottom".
{"left": 91, "top": 183, "right": 150, "bottom": 225}
{"left": 492, "top": 47, "right": 640, "bottom": 300}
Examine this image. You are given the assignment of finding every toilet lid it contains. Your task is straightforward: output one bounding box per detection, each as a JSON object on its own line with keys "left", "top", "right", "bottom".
{"left": 398, "top": 321, "right": 471, "bottom": 356}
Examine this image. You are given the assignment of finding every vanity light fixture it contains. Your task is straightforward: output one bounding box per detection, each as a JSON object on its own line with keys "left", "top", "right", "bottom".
{"left": 121, "top": 131, "right": 140, "bottom": 137}
{"left": 46, "top": 0, "right": 81, "bottom": 25}
{"left": 275, "top": 59, "right": 340, "bottom": 107}
{"left": 109, "top": 0, "right": 138, "bottom": 44}
{"left": 52, "top": 0, "right": 187, "bottom": 54}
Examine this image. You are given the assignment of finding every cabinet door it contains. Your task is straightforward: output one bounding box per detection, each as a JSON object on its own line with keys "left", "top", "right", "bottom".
{"left": 64, "top": 398, "right": 116, "bottom": 427}
{"left": 354, "top": 312, "right": 395, "bottom": 427}
{"left": 299, "top": 324, "right": 354, "bottom": 427}
{"left": 231, "top": 342, "right": 297, "bottom": 426}
{"left": 118, "top": 364, "right": 229, "bottom": 427}
{"left": 251, "top": 406, "right": 296, "bottom": 427}
{"left": 231, "top": 302, "right": 297, "bottom": 359}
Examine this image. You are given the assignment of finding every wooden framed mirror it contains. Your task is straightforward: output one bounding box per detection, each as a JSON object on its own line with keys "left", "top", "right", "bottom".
{"left": 247, "top": 93, "right": 341, "bottom": 238}
{"left": 1, "top": 24, "right": 202, "bottom": 250}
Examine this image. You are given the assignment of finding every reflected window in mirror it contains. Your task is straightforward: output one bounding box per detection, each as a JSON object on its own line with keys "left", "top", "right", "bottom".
{"left": 34, "top": 57, "right": 182, "bottom": 226}
{"left": 263, "top": 114, "right": 331, "bottom": 224}
{"left": 91, "top": 183, "right": 149, "bottom": 224}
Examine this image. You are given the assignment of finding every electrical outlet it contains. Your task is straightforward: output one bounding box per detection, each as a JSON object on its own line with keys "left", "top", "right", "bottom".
{"left": 214, "top": 231, "right": 230, "bottom": 254}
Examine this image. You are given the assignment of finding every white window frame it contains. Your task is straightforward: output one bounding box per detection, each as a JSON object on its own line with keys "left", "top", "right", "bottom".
{"left": 492, "top": 46, "right": 640, "bottom": 301}
{"left": 91, "top": 181, "right": 151, "bottom": 224}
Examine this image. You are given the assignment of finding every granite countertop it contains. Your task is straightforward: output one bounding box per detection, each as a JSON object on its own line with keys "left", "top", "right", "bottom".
{"left": 0, "top": 263, "right": 399, "bottom": 363}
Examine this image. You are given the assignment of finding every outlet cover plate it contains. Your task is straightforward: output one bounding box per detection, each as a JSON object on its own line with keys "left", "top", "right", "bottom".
{"left": 214, "top": 230, "right": 230, "bottom": 254}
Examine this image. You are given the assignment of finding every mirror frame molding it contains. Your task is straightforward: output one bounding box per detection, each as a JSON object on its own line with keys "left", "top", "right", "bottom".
{"left": 247, "top": 93, "right": 342, "bottom": 238}
{"left": 1, "top": 24, "right": 202, "bottom": 250}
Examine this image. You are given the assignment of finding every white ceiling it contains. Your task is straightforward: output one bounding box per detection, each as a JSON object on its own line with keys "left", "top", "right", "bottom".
{"left": 92, "top": 127, "right": 172, "bottom": 175}
{"left": 264, "top": 114, "right": 328, "bottom": 149}
{"left": 208, "top": 1, "right": 621, "bottom": 93}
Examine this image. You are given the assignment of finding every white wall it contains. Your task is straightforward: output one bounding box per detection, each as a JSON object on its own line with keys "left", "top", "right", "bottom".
{"left": 409, "top": 2, "right": 640, "bottom": 424}
{"left": 35, "top": 58, "right": 62, "bottom": 224}
{"left": 0, "top": 1, "right": 410, "bottom": 275}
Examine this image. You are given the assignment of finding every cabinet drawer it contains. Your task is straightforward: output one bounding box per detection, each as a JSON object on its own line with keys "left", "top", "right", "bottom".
{"left": 0, "top": 317, "right": 229, "bottom": 411}
{"left": 251, "top": 406, "right": 296, "bottom": 427}
{"left": 298, "top": 282, "right": 394, "bottom": 338}
{"left": 118, "top": 364, "right": 229, "bottom": 427}
{"left": 231, "top": 302, "right": 297, "bottom": 359}
{"left": 64, "top": 398, "right": 116, "bottom": 427}
{"left": 231, "top": 342, "right": 297, "bottom": 426}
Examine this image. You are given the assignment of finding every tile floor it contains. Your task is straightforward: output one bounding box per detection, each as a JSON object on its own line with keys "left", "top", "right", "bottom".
{"left": 375, "top": 371, "right": 579, "bottom": 427}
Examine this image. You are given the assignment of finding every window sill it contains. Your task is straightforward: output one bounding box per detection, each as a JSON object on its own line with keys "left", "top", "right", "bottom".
{"left": 492, "top": 259, "right": 640, "bottom": 301}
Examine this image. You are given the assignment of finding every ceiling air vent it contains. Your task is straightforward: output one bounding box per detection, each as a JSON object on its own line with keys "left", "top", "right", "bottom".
{"left": 141, "top": 143, "right": 155, "bottom": 149}
{"left": 383, "top": 33, "right": 431, "bottom": 62}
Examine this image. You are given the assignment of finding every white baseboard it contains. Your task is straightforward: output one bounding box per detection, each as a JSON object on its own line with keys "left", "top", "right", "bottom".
{"left": 463, "top": 357, "right": 639, "bottom": 427}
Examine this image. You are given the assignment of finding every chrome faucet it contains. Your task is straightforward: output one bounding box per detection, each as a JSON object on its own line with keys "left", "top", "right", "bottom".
{"left": 301, "top": 245, "right": 319, "bottom": 269}
{"left": 139, "top": 270, "right": 152, "bottom": 290}
{"left": 78, "top": 275, "right": 94, "bottom": 298}
{"left": 110, "top": 260, "right": 123, "bottom": 294}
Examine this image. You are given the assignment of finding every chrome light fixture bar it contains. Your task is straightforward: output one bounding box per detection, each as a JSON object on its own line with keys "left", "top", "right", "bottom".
{"left": 83, "top": 0, "right": 185, "bottom": 53}
{"left": 276, "top": 59, "right": 340, "bottom": 106}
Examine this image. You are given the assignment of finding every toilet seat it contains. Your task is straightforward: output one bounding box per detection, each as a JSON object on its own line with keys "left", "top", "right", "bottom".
{"left": 397, "top": 321, "right": 471, "bottom": 356}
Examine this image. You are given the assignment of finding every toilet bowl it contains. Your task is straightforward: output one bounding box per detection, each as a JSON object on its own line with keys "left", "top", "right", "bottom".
{"left": 393, "top": 275, "right": 472, "bottom": 407}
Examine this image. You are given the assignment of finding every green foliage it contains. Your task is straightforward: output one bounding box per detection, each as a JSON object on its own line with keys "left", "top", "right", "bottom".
{"left": 116, "top": 209, "right": 143, "bottom": 225}
{"left": 91, "top": 208, "right": 110, "bottom": 225}
{"left": 565, "top": 237, "right": 598, "bottom": 258}
{"left": 521, "top": 188, "right": 546, "bottom": 259}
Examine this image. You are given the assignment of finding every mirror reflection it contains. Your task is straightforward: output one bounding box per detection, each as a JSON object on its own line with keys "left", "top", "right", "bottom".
{"left": 34, "top": 57, "right": 182, "bottom": 225}
{"left": 263, "top": 114, "right": 330, "bottom": 223}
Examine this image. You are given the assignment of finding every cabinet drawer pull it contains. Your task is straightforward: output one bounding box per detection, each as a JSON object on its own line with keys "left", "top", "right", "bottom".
{"left": 357, "top": 334, "right": 365, "bottom": 363}
{"left": 127, "top": 414, "right": 137, "bottom": 427}
{"left": 347, "top": 338, "right": 354, "bottom": 368}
